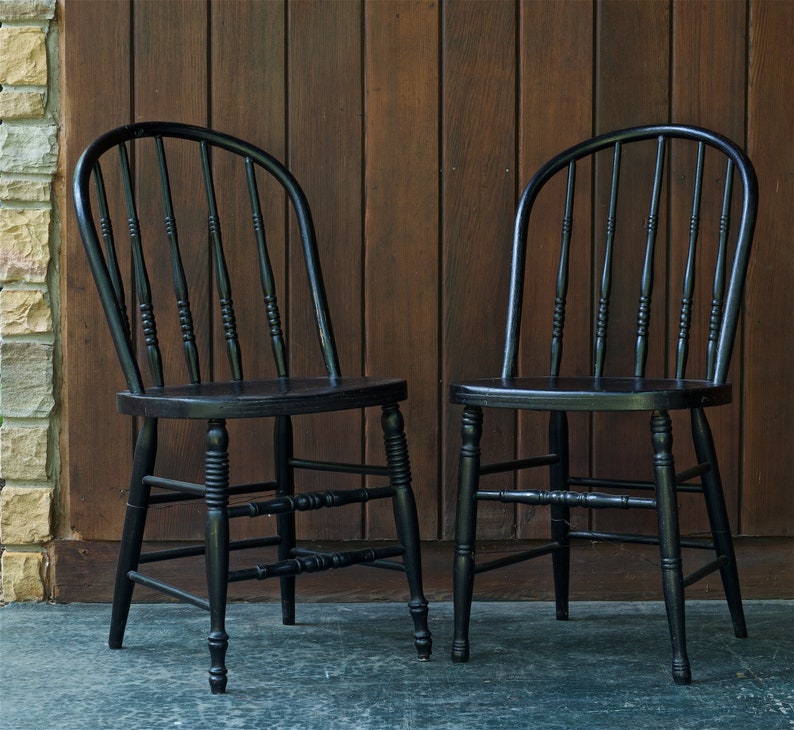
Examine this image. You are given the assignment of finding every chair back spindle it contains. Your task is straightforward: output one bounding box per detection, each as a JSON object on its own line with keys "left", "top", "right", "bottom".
{"left": 200, "top": 140, "right": 243, "bottom": 382}
{"left": 675, "top": 142, "right": 705, "bottom": 379}
{"left": 633, "top": 137, "right": 666, "bottom": 378}
{"left": 93, "top": 161, "right": 132, "bottom": 340}
{"left": 707, "top": 159, "right": 735, "bottom": 380}
{"left": 155, "top": 136, "right": 201, "bottom": 384}
{"left": 118, "top": 140, "right": 164, "bottom": 388}
{"left": 550, "top": 162, "right": 576, "bottom": 376}
{"left": 594, "top": 143, "right": 622, "bottom": 377}
{"left": 246, "top": 158, "right": 288, "bottom": 377}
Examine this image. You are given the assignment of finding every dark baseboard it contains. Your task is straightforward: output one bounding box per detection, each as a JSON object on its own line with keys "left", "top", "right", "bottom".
{"left": 50, "top": 536, "right": 793, "bottom": 604}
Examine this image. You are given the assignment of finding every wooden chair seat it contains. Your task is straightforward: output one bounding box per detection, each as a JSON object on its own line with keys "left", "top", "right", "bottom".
{"left": 451, "top": 376, "right": 732, "bottom": 412}
{"left": 118, "top": 376, "right": 407, "bottom": 419}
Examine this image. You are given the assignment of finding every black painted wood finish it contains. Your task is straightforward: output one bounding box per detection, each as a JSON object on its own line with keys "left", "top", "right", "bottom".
{"left": 450, "top": 125, "right": 757, "bottom": 685}
{"left": 73, "top": 122, "right": 431, "bottom": 693}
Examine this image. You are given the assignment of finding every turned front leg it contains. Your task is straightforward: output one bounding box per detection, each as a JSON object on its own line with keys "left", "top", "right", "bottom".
{"left": 651, "top": 409, "right": 691, "bottom": 685}
{"left": 452, "top": 406, "right": 483, "bottom": 663}
{"left": 205, "top": 419, "right": 230, "bottom": 694}
{"left": 382, "top": 403, "right": 431, "bottom": 660}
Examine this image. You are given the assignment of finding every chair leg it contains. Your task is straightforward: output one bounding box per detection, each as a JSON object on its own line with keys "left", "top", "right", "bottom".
{"left": 690, "top": 407, "right": 747, "bottom": 638}
{"left": 382, "top": 403, "right": 432, "bottom": 660}
{"left": 274, "top": 415, "right": 296, "bottom": 626}
{"left": 109, "top": 417, "right": 158, "bottom": 649}
{"left": 549, "top": 411, "right": 570, "bottom": 621}
{"left": 205, "top": 419, "right": 230, "bottom": 694}
{"left": 651, "top": 410, "right": 691, "bottom": 685}
{"left": 452, "top": 406, "right": 483, "bottom": 663}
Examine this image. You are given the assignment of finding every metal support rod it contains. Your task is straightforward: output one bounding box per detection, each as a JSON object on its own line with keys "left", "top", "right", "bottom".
{"left": 474, "top": 542, "right": 560, "bottom": 574}
{"left": 479, "top": 453, "right": 559, "bottom": 475}
{"left": 683, "top": 556, "right": 729, "bottom": 588}
{"left": 138, "top": 536, "right": 282, "bottom": 564}
{"left": 289, "top": 457, "right": 390, "bottom": 476}
{"left": 127, "top": 571, "right": 210, "bottom": 610}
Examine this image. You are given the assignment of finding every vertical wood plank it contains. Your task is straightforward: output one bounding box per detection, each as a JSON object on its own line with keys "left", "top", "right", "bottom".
{"left": 592, "top": 0, "right": 671, "bottom": 534}
{"left": 744, "top": 0, "right": 794, "bottom": 536}
{"left": 516, "top": 0, "right": 594, "bottom": 539}
{"left": 62, "top": 0, "right": 133, "bottom": 541}
{"left": 288, "top": 0, "right": 364, "bottom": 539}
{"left": 364, "top": 0, "right": 440, "bottom": 538}
{"left": 670, "top": 0, "right": 746, "bottom": 535}
{"left": 210, "top": 0, "right": 287, "bottom": 539}
{"left": 131, "top": 0, "right": 210, "bottom": 540}
{"left": 441, "top": 0, "right": 516, "bottom": 539}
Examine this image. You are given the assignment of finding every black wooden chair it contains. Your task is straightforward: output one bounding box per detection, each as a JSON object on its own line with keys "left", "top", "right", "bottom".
{"left": 450, "top": 125, "right": 757, "bottom": 684}
{"left": 73, "top": 122, "right": 431, "bottom": 693}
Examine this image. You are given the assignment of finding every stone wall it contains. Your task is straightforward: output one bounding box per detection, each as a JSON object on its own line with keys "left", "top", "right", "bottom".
{"left": 0, "top": 0, "right": 58, "bottom": 601}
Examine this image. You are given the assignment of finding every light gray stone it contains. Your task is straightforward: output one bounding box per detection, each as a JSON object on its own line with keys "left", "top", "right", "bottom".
{"left": 0, "top": 176, "right": 50, "bottom": 203}
{"left": 0, "top": 124, "right": 58, "bottom": 174}
{"left": 0, "top": 0, "right": 56, "bottom": 20}
{"left": 0, "top": 340, "right": 54, "bottom": 417}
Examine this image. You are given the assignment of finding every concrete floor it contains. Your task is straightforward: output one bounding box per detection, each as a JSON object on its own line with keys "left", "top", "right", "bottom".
{"left": 1, "top": 600, "right": 792, "bottom": 730}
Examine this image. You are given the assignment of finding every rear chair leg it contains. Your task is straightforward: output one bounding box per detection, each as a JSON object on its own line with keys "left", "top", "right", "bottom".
{"left": 691, "top": 407, "right": 747, "bottom": 638}
{"left": 651, "top": 410, "right": 691, "bottom": 685}
{"left": 275, "top": 415, "right": 296, "bottom": 626}
{"left": 452, "top": 406, "right": 483, "bottom": 663}
{"left": 205, "top": 419, "right": 230, "bottom": 694}
{"left": 382, "top": 404, "right": 431, "bottom": 660}
{"left": 549, "top": 411, "right": 571, "bottom": 621}
{"left": 109, "top": 417, "right": 157, "bottom": 649}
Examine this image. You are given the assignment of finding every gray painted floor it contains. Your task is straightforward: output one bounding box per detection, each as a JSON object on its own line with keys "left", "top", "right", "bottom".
{"left": 1, "top": 600, "right": 792, "bottom": 729}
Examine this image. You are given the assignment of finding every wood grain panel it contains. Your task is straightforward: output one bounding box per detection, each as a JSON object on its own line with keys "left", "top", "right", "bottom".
{"left": 592, "top": 0, "right": 671, "bottom": 535}
{"left": 670, "top": 0, "right": 747, "bottom": 535}
{"left": 61, "top": 0, "right": 133, "bottom": 541}
{"left": 129, "top": 0, "right": 210, "bottom": 540}
{"left": 51, "top": 537, "right": 794, "bottom": 603}
{"left": 288, "top": 0, "right": 364, "bottom": 539}
{"left": 363, "top": 0, "right": 440, "bottom": 539}
{"left": 441, "top": 0, "right": 517, "bottom": 539}
{"left": 209, "top": 0, "right": 286, "bottom": 540}
{"left": 744, "top": 0, "right": 794, "bottom": 536}
{"left": 516, "top": 0, "right": 594, "bottom": 540}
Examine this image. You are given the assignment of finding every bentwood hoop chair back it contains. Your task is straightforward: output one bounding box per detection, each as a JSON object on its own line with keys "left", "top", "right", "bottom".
{"left": 73, "top": 122, "right": 431, "bottom": 693}
{"left": 451, "top": 125, "right": 757, "bottom": 684}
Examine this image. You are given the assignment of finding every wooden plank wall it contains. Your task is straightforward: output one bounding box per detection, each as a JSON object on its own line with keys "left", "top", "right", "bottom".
{"left": 59, "top": 0, "right": 793, "bottom": 598}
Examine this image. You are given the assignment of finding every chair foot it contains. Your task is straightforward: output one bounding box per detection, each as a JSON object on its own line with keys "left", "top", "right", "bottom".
{"left": 281, "top": 598, "right": 296, "bottom": 626}
{"left": 208, "top": 630, "right": 229, "bottom": 694}
{"left": 451, "top": 640, "right": 470, "bottom": 663}
{"left": 672, "top": 659, "right": 692, "bottom": 685}
{"left": 409, "top": 599, "right": 432, "bottom": 660}
{"left": 209, "top": 678, "right": 228, "bottom": 695}
{"left": 108, "top": 576, "right": 135, "bottom": 649}
{"left": 280, "top": 573, "right": 296, "bottom": 625}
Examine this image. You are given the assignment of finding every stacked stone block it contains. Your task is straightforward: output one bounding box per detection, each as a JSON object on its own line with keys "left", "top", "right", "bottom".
{"left": 0, "top": 0, "right": 58, "bottom": 601}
